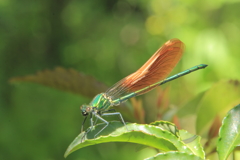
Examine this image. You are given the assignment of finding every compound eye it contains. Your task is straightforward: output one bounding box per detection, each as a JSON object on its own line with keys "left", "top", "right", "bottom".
{"left": 82, "top": 111, "right": 88, "bottom": 116}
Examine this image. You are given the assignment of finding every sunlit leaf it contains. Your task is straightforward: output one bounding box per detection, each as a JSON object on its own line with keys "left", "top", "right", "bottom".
{"left": 150, "top": 121, "right": 179, "bottom": 138}
{"left": 217, "top": 104, "right": 240, "bottom": 160}
{"left": 64, "top": 121, "right": 194, "bottom": 158}
{"left": 144, "top": 151, "right": 204, "bottom": 160}
{"left": 9, "top": 67, "right": 108, "bottom": 98}
{"left": 196, "top": 80, "right": 240, "bottom": 135}
{"left": 179, "top": 130, "right": 205, "bottom": 159}
{"left": 150, "top": 121, "right": 204, "bottom": 159}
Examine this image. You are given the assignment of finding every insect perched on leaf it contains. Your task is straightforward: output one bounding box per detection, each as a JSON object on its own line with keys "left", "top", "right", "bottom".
{"left": 80, "top": 38, "right": 207, "bottom": 137}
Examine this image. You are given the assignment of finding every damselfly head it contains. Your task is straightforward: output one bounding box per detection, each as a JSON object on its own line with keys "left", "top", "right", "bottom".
{"left": 80, "top": 104, "right": 91, "bottom": 116}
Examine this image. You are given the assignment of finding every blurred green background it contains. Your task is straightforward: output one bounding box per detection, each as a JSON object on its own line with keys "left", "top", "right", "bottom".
{"left": 1, "top": 0, "right": 240, "bottom": 159}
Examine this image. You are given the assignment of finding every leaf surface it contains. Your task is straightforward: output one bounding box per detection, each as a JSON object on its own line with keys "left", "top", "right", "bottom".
{"left": 9, "top": 67, "right": 107, "bottom": 97}
{"left": 217, "top": 104, "right": 240, "bottom": 160}
{"left": 64, "top": 121, "right": 194, "bottom": 157}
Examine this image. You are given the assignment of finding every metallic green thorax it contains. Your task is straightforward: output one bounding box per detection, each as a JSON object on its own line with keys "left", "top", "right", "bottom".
{"left": 89, "top": 93, "right": 112, "bottom": 112}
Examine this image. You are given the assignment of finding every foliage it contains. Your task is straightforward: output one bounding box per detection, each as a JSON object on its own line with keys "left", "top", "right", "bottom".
{"left": 10, "top": 67, "right": 240, "bottom": 159}
{"left": 64, "top": 104, "right": 240, "bottom": 160}
{"left": 64, "top": 121, "right": 205, "bottom": 159}
{"left": 2, "top": 0, "right": 240, "bottom": 160}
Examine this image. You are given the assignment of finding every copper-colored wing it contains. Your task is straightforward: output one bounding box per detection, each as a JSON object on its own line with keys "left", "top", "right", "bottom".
{"left": 106, "top": 38, "right": 184, "bottom": 98}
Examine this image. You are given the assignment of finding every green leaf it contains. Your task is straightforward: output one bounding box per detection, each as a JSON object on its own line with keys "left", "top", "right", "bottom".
{"left": 9, "top": 67, "right": 108, "bottom": 97}
{"left": 150, "top": 121, "right": 179, "bottom": 138}
{"left": 149, "top": 121, "right": 205, "bottom": 159}
{"left": 179, "top": 130, "right": 205, "bottom": 159}
{"left": 144, "top": 151, "right": 204, "bottom": 160}
{"left": 64, "top": 121, "right": 194, "bottom": 158}
{"left": 217, "top": 104, "right": 240, "bottom": 160}
{"left": 196, "top": 80, "right": 240, "bottom": 135}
